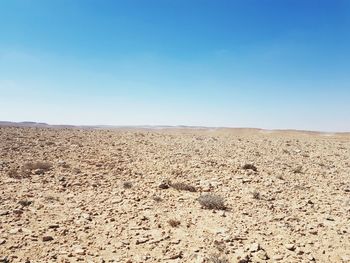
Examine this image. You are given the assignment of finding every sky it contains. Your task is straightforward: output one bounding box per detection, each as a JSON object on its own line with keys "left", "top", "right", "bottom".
{"left": 0, "top": 0, "right": 349, "bottom": 132}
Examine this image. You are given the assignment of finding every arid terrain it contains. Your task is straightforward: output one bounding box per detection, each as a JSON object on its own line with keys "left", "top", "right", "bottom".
{"left": 0, "top": 126, "right": 349, "bottom": 263}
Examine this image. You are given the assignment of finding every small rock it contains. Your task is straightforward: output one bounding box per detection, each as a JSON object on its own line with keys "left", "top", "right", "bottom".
{"left": 0, "top": 239, "right": 6, "bottom": 245}
{"left": 159, "top": 182, "right": 169, "bottom": 189}
{"left": 242, "top": 163, "right": 257, "bottom": 172}
{"left": 81, "top": 213, "right": 92, "bottom": 221}
{"left": 58, "top": 176, "right": 66, "bottom": 182}
{"left": 236, "top": 248, "right": 250, "bottom": 263}
{"left": 254, "top": 250, "right": 268, "bottom": 260}
{"left": 272, "top": 254, "right": 284, "bottom": 261}
{"left": 307, "top": 255, "right": 315, "bottom": 261}
{"left": 74, "top": 248, "right": 85, "bottom": 255}
{"left": 325, "top": 215, "right": 335, "bottom": 221}
{"left": 285, "top": 243, "right": 295, "bottom": 251}
{"left": 249, "top": 242, "right": 260, "bottom": 252}
{"left": 0, "top": 256, "right": 9, "bottom": 263}
{"left": 309, "top": 229, "right": 318, "bottom": 235}
{"left": 340, "top": 255, "right": 350, "bottom": 262}
{"left": 166, "top": 251, "right": 183, "bottom": 260}
{"left": 9, "top": 228, "right": 21, "bottom": 234}
{"left": 135, "top": 238, "right": 149, "bottom": 245}
{"left": 0, "top": 210, "right": 9, "bottom": 216}
{"left": 48, "top": 224, "right": 60, "bottom": 229}
{"left": 34, "top": 169, "right": 45, "bottom": 175}
{"left": 42, "top": 236, "right": 54, "bottom": 242}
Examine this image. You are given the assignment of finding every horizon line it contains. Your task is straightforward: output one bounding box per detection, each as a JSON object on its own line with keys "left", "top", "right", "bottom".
{"left": 1, "top": 120, "right": 349, "bottom": 134}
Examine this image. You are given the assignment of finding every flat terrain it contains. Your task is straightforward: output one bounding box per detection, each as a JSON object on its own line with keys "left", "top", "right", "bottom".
{"left": 0, "top": 127, "right": 349, "bottom": 263}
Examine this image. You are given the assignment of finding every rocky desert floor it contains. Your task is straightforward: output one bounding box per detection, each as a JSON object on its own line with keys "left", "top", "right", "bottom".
{"left": 0, "top": 126, "right": 349, "bottom": 263}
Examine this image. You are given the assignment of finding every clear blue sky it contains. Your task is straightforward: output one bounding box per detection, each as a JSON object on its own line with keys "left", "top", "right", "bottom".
{"left": 0, "top": 0, "right": 349, "bottom": 131}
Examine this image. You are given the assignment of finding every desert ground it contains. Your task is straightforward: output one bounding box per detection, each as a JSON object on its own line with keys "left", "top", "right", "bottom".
{"left": 0, "top": 126, "right": 349, "bottom": 263}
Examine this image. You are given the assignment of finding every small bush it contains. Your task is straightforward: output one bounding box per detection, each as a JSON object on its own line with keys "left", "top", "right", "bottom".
{"left": 252, "top": 191, "right": 261, "bottom": 200}
{"left": 170, "top": 182, "right": 197, "bottom": 192}
{"left": 168, "top": 219, "right": 181, "bottom": 227}
{"left": 242, "top": 164, "right": 257, "bottom": 172}
{"left": 198, "top": 194, "right": 226, "bottom": 210}
{"left": 8, "top": 168, "right": 20, "bottom": 179}
{"left": 208, "top": 254, "right": 229, "bottom": 263}
{"left": 22, "top": 161, "right": 52, "bottom": 174}
{"left": 152, "top": 196, "right": 163, "bottom": 202}
{"left": 45, "top": 196, "right": 59, "bottom": 203}
{"left": 123, "top": 181, "right": 132, "bottom": 189}
{"left": 18, "top": 200, "right": 32, "bottom": 207}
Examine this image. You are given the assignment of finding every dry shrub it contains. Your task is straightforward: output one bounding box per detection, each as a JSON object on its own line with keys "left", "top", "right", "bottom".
{"left": 8, "top": 168, "right": 21, "bottom": 179}
{"left": 198, "top": 194, "right": 226, "bottom": 210}
{"left": 123, "top": 181, "right": 132, "bottom": 189}
{"left": 252, "top": 190, "right": 261, "bottom": 200}
{"left": 45, "top": 196, "right": 59, "bottom": 203}
{"left": 18, "top": 200, "right": 32, "bottom": 207}
{"left": 168, "top": 219, "right": 181, "bottom": 227}
{"left": 170, "top": 182, "right": 197, "bottom": 192}
{"left": 152, "top": 196, "right": 163, "bottom": 202}
{"left": 242, "top": 163, "right": 257, "bottom": 172}
{"left": 23, "top": 161, "right": 52, "bottom": 173}
{"left": 208, "top": 254, "right": 229, "bottom": 263}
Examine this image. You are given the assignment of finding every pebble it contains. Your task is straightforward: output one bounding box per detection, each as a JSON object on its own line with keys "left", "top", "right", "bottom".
{"left": 340, "top": 255, "right": 350, "bottom": 262}
{"left": 158, "top": 182, "right": 169, "bottom": 189}
{"left": 9, "top": 228, "right": 21, "bottom": 234}
{"left": 74, "top": 248, "right": 85, "bottom": 255}
{"left": 135, "top": 238, "right": 149, "bottom": 245}
{"left": 272, "top": 254, "right": 284, "bottom": 261}
{"left": 42, "top": 236, "right": 54, "bottom": 242}
{"left": 48, "top": 224, "right": 60, "bottom": 229}
{"left": 285, "top": 243, "right": 295, "bottom": 251}
{"left": 81, "top": 213, "right": 92, "bottom": 221}
{"left": 254, "top": 250, "right": 268, "bottom": 260}
{"left": 0, "top": 210, "right": 9, "bottom": 216}
{"left": 34, "top": 168, "right": 45, "bottom": 175}
{"left": 249, "top": 242, "right": 260, "bottom": 252}
{"left": 0, "top": 239, "right": 6, "bottom": 245}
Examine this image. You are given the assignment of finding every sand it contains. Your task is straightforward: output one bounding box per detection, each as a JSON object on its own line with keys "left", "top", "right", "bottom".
{"left": 0, "top": 126, "right": 349, "bottom": 263}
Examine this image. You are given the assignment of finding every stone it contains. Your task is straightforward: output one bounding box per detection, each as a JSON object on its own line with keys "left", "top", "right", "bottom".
{"left": 34, "top": 169, "right": 45, "bottom": 175}
{"left": 285, "top": 243, "right": 295, "bottom": 251}
{"left": 48, "top": 224, "right": 60, "bottom": 229}
{"left": 42, "top": 236, "right": 54, "bottom": 242}
{"left": 309, "top": 230, "right": 318, "bottom": 235}
{"left": 254, "top": 250, "right": 268, "bottom": 260}
{"left": 135, "top": 238, "right": 149, "bottom": 245}
{"left": 159, "top": 182, "right": 169, "bottom": 189}
{"left": 236, "top": 248, "right": 251, "bottom": 263}
{"left": 9, "top": 228, "right": 21, "bottom": 234}
{"left": 0, "top": 256, "right": 9, "bottom": 263}
{"left": 340, "top": 255, "right": 350, "bottom": 262}
{"left": 74, "top": 248, "right": 85, "bottom": 255}
{"left": 307, "top": 255, "right": 315, "bottom": 261}
{"left": 249, "top": 242, "right": 260, "bottom": 252}
{"left": 81, "top": 213, "right": 92, "bottom": 221}
{"left": 0, "top": 210, "right": 9, "bottom": 216}
{"left": 0, "top": 239, "right": 6, "bottom": 245}
{"left": 272, "top": 254, "right": 284, "bottom": 261}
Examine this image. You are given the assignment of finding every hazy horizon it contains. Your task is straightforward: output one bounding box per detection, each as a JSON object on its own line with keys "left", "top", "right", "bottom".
{"left": 1, "top": 0, "right": 350, "bottom": 132}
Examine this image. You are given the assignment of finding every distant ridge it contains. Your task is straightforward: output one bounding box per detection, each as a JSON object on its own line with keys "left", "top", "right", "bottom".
{"left": 0, "top": 121, "right": 349, "bottom": 135}
{"left": 0, "top": 121, "right": 76, "bottom": 129}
